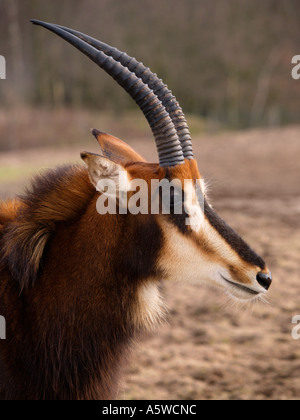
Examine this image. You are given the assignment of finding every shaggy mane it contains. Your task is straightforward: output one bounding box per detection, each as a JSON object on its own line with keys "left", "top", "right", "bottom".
{"left": 0, "top": 164, "right": 94, "bottom": 290}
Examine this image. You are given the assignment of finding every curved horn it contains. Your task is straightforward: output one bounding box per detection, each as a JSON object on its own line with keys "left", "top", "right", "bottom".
{"left": 30, "top": 20, "right": 184, "bottom": 167}
{"left": 52, "top": 24, "right": 194, "bottom": 160}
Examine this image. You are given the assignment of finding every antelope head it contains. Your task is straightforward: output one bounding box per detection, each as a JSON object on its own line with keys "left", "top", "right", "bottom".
{"left": 31, "top": 20, "right": 272, "bottom": 302}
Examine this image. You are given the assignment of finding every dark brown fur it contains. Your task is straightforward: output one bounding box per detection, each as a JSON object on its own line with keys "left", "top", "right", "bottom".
{"left": 0, "top": 164, "right": 163, "bottom": 399}
{"left": 1, "top": 165, "right": 95, "bottom": 289}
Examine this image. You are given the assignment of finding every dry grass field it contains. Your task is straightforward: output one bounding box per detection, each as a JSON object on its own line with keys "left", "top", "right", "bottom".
{"left": 0, "top": 118, "right": 299, "bottom": 400}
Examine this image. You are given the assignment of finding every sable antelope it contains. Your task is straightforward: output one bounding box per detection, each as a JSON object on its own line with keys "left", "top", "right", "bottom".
{"left": 0, "top": 20, "right": 272, "bottom": 400}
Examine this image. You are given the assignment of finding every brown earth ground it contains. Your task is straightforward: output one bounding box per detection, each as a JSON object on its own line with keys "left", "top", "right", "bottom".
{"left": 0, "top": 122, "right": 299, "bottom": 400}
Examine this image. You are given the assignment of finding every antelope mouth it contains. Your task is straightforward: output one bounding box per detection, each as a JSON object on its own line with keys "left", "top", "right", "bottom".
{"left": 220, "top": 274, "right": 260, "bottom": 296}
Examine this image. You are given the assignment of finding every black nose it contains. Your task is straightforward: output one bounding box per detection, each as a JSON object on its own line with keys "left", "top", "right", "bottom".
{"left": 256, "top": 271, "right": 272, "bottom": 290}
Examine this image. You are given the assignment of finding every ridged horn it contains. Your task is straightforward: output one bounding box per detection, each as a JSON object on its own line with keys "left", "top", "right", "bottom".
{"left": 53, "top": 23, "right": 194, "bottom": 159}
{"left": 30, "top": 20, "right": 184, "bottom": 167}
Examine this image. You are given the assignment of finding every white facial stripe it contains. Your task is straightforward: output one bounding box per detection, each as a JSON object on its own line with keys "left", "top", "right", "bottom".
{"left": 200, "top": 215, "right": 241, "bottom": 263}
{"left": 183, "top": 179, "right": 205, "bottom": 233}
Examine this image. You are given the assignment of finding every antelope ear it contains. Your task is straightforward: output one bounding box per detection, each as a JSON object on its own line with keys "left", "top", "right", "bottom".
{"left": 92, "top": 129, "right": 146, "bottom": 165}
{"left": 81, "top": 151, "right": 129, "bottom": 193}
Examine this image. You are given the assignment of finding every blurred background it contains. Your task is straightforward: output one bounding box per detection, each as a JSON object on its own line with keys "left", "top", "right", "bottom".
{"left": 0, "top": 0, "right": 299, "bottom": 144}
{"left": 0, "top": 0, "right": 300, "bottom": 400}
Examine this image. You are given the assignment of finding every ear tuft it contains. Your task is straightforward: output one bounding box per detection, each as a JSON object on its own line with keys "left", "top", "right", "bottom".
{"left": 91, "top": 128, "right": 101, "bottom": 138}
{"left": 81, "top": 151, "right": 129, "bottom": 193}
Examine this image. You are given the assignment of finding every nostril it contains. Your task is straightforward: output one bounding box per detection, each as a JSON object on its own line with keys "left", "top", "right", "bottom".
{"left": 256, "top": 272, "right": 272, "bottom": 290}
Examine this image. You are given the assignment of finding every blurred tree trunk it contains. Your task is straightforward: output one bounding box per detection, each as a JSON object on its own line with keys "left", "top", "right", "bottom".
{"left": 7, "top": 0, "right": 25, "bottom": 104}
{"left": 6, "top": 0, "right": 26, "bottom": 149}
{"left": 251, "top": 47, "right": 281, "bottom": 126}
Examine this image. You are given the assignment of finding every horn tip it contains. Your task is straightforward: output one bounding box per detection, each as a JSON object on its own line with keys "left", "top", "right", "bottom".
{"left": 30, "top": 19, "right": 44, "bottom": 25}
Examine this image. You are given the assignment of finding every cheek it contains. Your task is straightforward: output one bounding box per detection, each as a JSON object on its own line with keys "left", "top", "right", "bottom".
{"left": 157, "top": 220, "right": 224, "bottom": 285}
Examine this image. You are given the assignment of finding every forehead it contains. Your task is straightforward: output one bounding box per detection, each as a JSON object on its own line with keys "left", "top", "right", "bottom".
{"left": 126, "top": 159, "right": 201, "bottom": 184}
{"left": 164, "top": 159, "right": 201, "bottom": 182}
